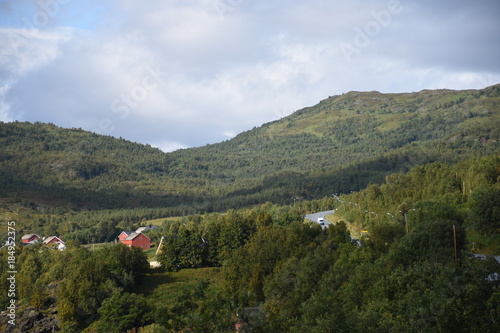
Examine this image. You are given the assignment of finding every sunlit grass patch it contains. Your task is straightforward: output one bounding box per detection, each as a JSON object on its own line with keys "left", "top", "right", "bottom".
{"left": 136, "top": 267, "right": 221, "bottom": 307}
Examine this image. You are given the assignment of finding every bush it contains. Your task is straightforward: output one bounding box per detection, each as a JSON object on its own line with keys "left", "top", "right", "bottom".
{"left": 92, "top": 292, "right": 153, "bottom": 333}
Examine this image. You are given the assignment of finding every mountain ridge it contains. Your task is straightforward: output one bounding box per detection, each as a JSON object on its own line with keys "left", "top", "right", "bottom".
{"left": 1, "top": 84, "right": 499, "bottom": 210}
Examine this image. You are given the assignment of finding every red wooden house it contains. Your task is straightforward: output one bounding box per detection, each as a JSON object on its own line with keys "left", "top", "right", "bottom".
{"left": 43, "top": 236, "right": 64, "bottom": 245}
{"left": 118, "top": 231, "right": 135, "bottom": 242}
{"left": 120, "top": 232, "right": 151, "bottom": 249}
{"left": 21, "top": 234, "right": 40, "bottom": 244}
{"left": 42, "top": 236, "right": 66, "bottom": 250}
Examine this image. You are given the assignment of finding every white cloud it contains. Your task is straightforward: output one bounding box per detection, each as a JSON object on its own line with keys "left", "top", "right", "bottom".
{"left": 0, "top": 0, "right": 499, "bottom": 148}
{"left": 151, "top": 140, "right": 188, "bottom": 153}
{"left": 0, "top": 26, "right": 75, "bottom": 119}
{"left": 0, "top": 84, "right": 13, "bottom": 122}
{"left": 223, "top": 130, "right": 237, "bottom": 138}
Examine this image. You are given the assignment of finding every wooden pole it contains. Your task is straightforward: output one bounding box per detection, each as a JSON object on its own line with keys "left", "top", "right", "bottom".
{"left": 453, "top": 225, "right": 458, "bottom": 266}
{"left": 156, "top": 236, "right": 164, "bottom": 255}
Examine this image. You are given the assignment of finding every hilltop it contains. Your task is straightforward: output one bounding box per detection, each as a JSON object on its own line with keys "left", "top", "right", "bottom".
{"left": 167, "top": 84, "right": 500, "bottom": 207}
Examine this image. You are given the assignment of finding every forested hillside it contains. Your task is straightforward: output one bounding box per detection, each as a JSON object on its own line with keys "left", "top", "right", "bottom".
{"left": 0, "top": 85, "right": 499, "bottom": 332}
{"left": 172, "top": 84, "right": 500, "bottom": 207}
{"left": 1, "top": 154, "right": 498, "bottom": 332}
{"left": 1, "top": 85, "right": 499, "bottom": 212}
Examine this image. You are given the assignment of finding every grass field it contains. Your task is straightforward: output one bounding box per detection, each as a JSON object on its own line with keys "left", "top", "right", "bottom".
{"left": 325, "top": 212, "right": 364, "bottom": 239}
{"left": 135, "top": 267, "right": 221, "bottom": 307}
{"left": 144, "top": 247, "right": 157, "bottom": 261}
{"left": 82, "top": 242, "right": 114, "bottom": 250}
{"left": 141, "top": 216, "right": 185, "bottom": 226}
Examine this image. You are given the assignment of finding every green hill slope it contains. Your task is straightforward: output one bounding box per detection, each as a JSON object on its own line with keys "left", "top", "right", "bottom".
{"left": 0, "top": 122, "right": 179, "bottom": 209}
{"left": 0, "top": 84, "right": 499, "bottom": 210}
{"left": 170, "top": 84, "right": 500, "bottom": 207}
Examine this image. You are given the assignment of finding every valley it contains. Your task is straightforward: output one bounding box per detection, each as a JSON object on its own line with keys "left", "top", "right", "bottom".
{"left": 0, "top": 84, "right": 499, "bottom": 332}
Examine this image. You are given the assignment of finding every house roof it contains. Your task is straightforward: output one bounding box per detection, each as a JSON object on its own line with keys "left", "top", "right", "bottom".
{"left": 136, "top": 226, "right": 159, "bottom": 233}
{"left": 22, "top": 233, "right": 39, "bottom": 240}
{"left": 124, "top": 232, "right": 150, "bottom": 241}
{"left": 43, "top": 236, "right": 65, "bottom": 245}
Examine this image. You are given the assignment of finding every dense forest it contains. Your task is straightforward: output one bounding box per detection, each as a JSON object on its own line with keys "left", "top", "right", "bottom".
{"left": 0, "top": 85, "right": 499, "bottom": 332}
{"left": 1, "top": 85, "right": 499, "bottom": 212}
{"left": 1, "top": 154, "right": 499, "bottom": 332}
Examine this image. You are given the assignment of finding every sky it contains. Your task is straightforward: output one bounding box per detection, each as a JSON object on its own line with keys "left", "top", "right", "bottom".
{"left": 0, "top": 0, "right": 499, "bottom": 152}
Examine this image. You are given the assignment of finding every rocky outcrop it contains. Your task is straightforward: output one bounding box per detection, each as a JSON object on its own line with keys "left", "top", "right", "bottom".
{"left": 1, "top": 305, "right": 59, "bottom": 333}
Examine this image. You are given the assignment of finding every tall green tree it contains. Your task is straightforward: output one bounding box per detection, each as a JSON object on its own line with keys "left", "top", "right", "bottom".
{"left": 91, "top": 292, "right": 153, "bottom": 333}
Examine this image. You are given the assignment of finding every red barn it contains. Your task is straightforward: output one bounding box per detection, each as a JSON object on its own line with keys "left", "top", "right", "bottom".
{"left": 21, "top": 234, "right": 40, "bottom": 244}
{"left": 121, "top": 232, "right": 150, "bottom": 249}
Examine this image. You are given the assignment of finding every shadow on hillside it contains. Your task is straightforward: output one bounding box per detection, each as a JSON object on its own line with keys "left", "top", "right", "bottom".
{"left": 135, "top": 270, "right": 176, "bottom": 296}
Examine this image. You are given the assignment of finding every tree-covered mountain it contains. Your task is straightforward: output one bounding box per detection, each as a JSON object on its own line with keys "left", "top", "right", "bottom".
{"left": 1, "top": 85, "right": 499, "bottom": 332}
{"left": 171, "top": 84, "right": 499, "bottom": 205}
{"left": 1, "top": 84, "right": 499, "bottom": 211}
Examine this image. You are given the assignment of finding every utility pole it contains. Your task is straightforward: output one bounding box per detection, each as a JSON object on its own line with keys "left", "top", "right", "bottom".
{"left": 156, "top": 236, "right": 164, "bottom": 255}
{"left": 453, "top": 225, "right": 458, "bottom": 266}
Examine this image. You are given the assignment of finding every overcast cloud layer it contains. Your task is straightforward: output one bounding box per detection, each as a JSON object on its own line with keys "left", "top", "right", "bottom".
{"left": 1, "top": 0, "right": 499, "bottom": 151}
